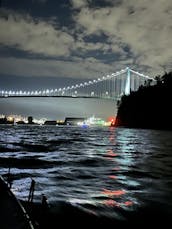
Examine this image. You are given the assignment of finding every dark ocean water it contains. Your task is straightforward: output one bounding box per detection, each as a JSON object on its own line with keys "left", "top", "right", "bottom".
{"left": 0, "top": 125, "right": 172, "bottom": 225}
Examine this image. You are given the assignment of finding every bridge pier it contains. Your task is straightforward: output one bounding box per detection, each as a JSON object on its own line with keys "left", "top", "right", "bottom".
{"left": 125, "top": 67, "right": 131, "bottom": 95}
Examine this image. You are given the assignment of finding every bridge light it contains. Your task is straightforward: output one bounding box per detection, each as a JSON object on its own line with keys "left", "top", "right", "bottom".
{"left": 4, "top": 68, "right": 150, "bottom": 99}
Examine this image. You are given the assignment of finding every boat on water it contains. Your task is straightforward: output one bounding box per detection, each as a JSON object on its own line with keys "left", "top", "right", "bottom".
{"left": 0, "top": 175, "right": 34, "bottom": 229}
{"left": 77, "top": 115, "right": 112, "bottom": 127}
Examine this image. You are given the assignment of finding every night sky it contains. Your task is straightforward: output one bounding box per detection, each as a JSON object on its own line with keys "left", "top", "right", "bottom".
{"left": 0, "top": 0, "right": 171, "bottom": 119}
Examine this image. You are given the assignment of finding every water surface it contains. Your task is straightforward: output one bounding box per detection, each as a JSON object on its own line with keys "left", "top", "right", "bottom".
{"left": 0, "top": 125, "right": 172, "bottom": 223}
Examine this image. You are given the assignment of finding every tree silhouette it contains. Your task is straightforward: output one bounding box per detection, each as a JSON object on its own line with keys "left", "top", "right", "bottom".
{"left": 115, "top": 71, "right": 172, "bottom": 130}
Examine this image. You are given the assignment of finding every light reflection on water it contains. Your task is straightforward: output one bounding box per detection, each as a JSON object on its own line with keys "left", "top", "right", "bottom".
{"left": 0, "top": 125, "right": 172, "bottom": 220}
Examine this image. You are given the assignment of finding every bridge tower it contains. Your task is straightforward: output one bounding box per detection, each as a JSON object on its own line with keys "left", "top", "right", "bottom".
{"left": 125, "top": 67, "right": 131, "bottom": 95}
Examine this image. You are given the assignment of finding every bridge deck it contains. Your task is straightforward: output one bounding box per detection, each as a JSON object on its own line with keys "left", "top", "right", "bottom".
{"left": 0, "top": 95, "right": 116, "bottom": 99}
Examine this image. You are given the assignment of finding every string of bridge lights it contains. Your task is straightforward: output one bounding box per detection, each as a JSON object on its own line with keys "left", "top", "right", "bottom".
{"left": 0, "top": 67, "right": 154, "bottom": 97}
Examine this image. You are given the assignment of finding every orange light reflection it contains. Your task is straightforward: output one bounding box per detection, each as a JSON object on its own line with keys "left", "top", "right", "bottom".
{"left": 106, "top": 150, "right": 118, "bottom": 157}
{"left": 101, "top": 189, "right": 126, "bottom": 197}
{"left": 108, "top": 175, "right": 117, "bottom": 179}
{"left": 103, "top": 200, "right": 133, "bottom": 208}
{"left": 103, "top": 199, "right": 120, "bottom": 207}
{"left": 123, "top": 201, "right": 133, "bottom": 206}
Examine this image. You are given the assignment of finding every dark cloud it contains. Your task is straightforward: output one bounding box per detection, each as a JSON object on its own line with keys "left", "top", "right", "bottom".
{"left": 0, "top": 0, "right": 171, "bottom": 87}
{"left": 73, "top": 0, "right": 172, "bottom": 75}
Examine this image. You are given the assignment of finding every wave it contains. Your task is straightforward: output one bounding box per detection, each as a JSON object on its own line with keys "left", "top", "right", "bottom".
{"left": 0, "top": 157, "right": 58, "bottom": 168}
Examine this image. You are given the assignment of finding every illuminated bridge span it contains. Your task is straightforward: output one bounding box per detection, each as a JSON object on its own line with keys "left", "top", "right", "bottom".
{"left": 0, "top": 67, "right": 155, "bottom": 100}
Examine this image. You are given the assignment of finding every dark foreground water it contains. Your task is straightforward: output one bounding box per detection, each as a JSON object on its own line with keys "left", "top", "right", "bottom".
{"left": 0, "top": 125, "right": 172, "bottom": 226}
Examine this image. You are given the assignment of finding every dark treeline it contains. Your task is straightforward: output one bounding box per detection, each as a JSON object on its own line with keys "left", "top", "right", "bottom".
{"left": 115, "top": 71, "right": 172, "bottom": 130}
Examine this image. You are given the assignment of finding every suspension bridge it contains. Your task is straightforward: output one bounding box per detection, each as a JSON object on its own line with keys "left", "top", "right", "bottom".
{"left": 0, "top": 67, "right": 155, "bottom": 100}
